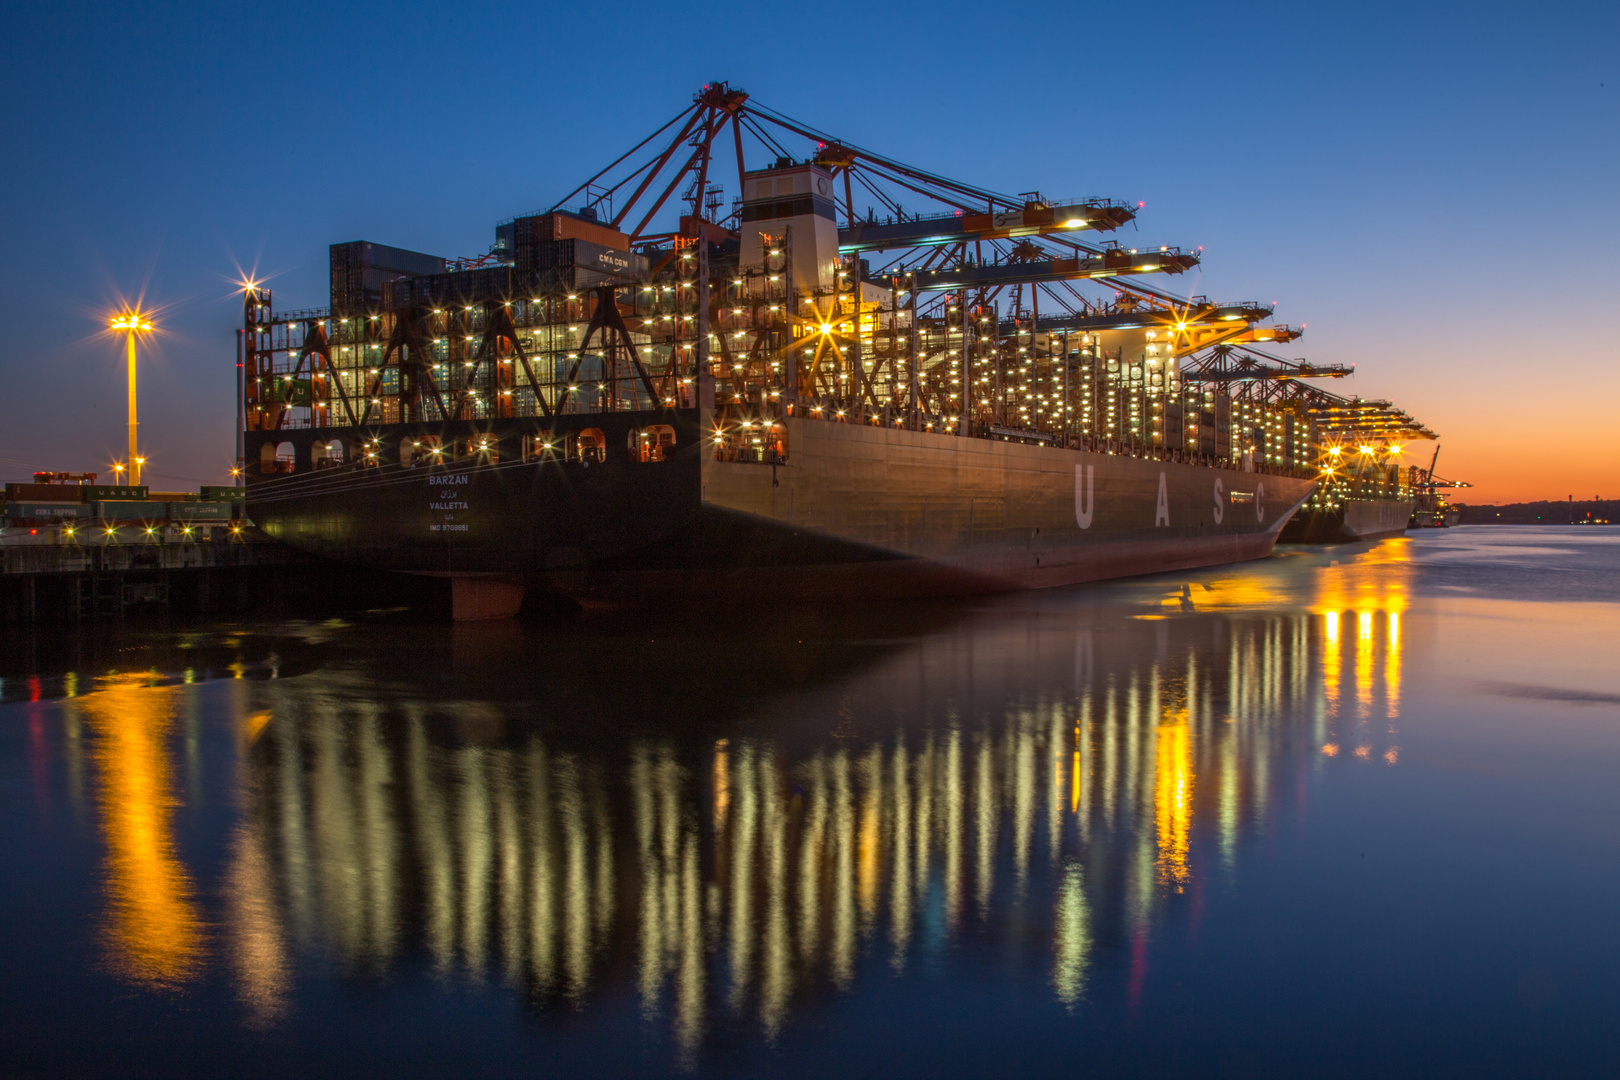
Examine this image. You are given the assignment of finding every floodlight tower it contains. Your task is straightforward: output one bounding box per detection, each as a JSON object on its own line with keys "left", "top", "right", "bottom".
{"left": 110, "top": 311, "right": 153, "bottom": 486}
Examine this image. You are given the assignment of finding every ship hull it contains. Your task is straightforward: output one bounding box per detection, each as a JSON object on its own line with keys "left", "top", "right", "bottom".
{"left": 1281, "top": 498, "right": 1415, "bottom": 543}
{"left": 247, "top": 411, "right": 1315, "bottom": 601}
{"left": 1411, "top": 507, "right": 1459, "bottom": 529}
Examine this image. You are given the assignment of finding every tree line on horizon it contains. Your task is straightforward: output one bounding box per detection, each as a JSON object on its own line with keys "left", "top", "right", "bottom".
{"left": 1455, "top": 499, "right": 1615, "bottom": 524}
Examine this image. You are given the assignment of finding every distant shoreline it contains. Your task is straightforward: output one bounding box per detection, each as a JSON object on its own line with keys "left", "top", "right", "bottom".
{"left": 1455, "top": 500, "right": 1615, "bottom": 525}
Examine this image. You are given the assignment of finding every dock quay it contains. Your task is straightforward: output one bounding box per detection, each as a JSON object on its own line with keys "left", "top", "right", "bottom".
{"left": 0, "top": 527, "right": 441, "bottom": 624}
{"left": 0, "top": 474, "right": 444, "bottom": 623}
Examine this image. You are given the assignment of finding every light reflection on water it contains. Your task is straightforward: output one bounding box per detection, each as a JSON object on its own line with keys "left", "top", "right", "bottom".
{"left": 235, "top": 608, "right": 1372, "bottom": 1057}
{"left": 74, "top": 597, "right": 1407, "bottom": 1039}
{"left": 79, "top": 680, "right": 203, "bottom": 988}
{"left": 6, "top": 527, "right": 1620, "bottom": 1078}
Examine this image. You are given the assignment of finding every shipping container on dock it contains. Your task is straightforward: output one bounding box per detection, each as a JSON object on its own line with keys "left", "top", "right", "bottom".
{"left": 7, "top": 503, "right": 90, "bottom": 521}
{"left": 6, "top": 483, "right": 89, "bottom": 502}
{"left": 81, "top": 485, "right": 148, "bottom": 501}
{"left": 168, "top": 501, "right": 232, "bottom": 520}
{"left": 94, "top": 500, "right": 166, "bottom": 521}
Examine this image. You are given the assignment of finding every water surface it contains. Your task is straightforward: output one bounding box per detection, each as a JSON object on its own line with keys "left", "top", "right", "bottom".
{"left": 2, "top": 526, "right": 1618, "bottom": 1078}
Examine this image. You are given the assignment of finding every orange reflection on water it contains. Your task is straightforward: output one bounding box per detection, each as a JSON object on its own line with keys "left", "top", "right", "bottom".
{"left": 1153, "top": 709, "right": 1193, "bottom": 891}
{"left": 80, "top": 680, "right": 203, "bottom": 987}
{"left": 1356, "top": 610, "right": 1375, "bottom": 718}
{"left": 713, "top": 740, "right": 730, "bottom": 829}
{"left": 1187, "top": 573, "right": 1294, "bottom": 610}
{"left": 1323, "top": 612, "right": 1342, "bottom": 713}
{"left": 1312, "top": 539, "right": 1414, "bottom": 619}
{"left": 1070, "top": 749, "right": 1081, "bottom": 813}
{"left": 1386, "top": 612, "right": 1402, "bottom": 720}
{"left": 1311, "top": 543, "right": 1412, "bottom": 754}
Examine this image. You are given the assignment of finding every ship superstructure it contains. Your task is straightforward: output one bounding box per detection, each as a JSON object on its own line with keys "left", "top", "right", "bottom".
{"left": 238, "top": 84, "right": 1429, "bottom": 617}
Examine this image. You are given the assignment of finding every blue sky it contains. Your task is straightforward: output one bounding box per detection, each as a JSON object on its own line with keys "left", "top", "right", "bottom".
{"left": 1, "top": 0, "right": 1614, "bottom": 499}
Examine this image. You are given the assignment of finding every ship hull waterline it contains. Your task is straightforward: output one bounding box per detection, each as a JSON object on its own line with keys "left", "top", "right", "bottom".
{"left": 1280, "top": 498, "right": 1416, "bottom": 544}
{"left": 246, "top": 411, "right": 1316, "bottom": 611}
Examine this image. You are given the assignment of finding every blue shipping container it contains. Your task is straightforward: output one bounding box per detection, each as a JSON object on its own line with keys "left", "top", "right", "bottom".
{"left": 95, "top": 501, "right": 165, "bottom": 520}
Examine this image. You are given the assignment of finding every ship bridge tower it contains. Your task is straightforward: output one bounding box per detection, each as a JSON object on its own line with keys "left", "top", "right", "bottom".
{"left": 739, "top": 160, "right": 839, "bottom": 293}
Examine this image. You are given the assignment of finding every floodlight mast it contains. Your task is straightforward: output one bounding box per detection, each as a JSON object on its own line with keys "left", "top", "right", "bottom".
{"left": 110, "top": 311, "right": 153, "bottom": 485}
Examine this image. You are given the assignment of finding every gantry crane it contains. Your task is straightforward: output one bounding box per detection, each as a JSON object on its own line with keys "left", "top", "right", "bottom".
{"left": 245, "top": 82, "right": 1425, "bottom": 467}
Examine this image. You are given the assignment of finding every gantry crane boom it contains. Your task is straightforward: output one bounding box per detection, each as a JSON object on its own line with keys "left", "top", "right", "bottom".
{"left": 1180, "top": 343, "right": 1352, "bottom": 383}
{"left": 839, "top": 200, "right": 1136, "bottom": 254}
{"left": 1017, "top": 300, "right": 1274, "bottom": 337}
{"left": 914, "top": 247, "right": 1199, "bottom": 291}
{"left": 1223, "top": 325, "right": 1304, "bottom": 345}
{"left": 1295, "top": 386, "right": 1438, "bottom": 440}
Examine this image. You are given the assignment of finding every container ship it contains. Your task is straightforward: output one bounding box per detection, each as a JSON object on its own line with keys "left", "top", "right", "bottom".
{"left": 1408, "top": 446, "right": 1468, "bottom": 529}
{"left": 1278, "top": 434, "right": 1418, "bottom": 543}
{"left": 240, "top": 84, "right": 1433, "bottom": 618}
{"left": 1275, "top": 394, "right": 1447, "bottom": 542}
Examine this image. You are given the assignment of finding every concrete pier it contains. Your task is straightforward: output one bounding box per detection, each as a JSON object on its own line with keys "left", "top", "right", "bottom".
{"left": 0, "top": 528, "right": 446, "bottom": 624}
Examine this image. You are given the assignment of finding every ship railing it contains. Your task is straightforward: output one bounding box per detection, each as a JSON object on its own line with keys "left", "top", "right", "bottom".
{"left": 712, "top": 446, "right": 784, "bottom": 466}
{"left": 259, "top": 308, "right": 331, "bottom": 326}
